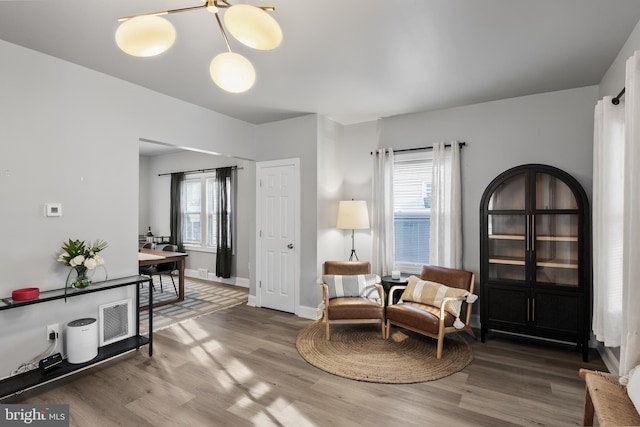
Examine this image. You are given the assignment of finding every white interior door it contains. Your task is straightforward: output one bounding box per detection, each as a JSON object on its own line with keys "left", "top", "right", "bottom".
{"left": 256, "top": 158, "right": 300, "bottom": 313}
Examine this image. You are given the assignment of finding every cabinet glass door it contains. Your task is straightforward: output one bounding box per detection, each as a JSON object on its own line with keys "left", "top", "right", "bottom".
{"left": 535, "top": 173, "right": 577, "bottom": 209}
{"left": 535, "top": 214, "right": 579, "bottom": 286}
{"left": 488, "top": 173, "right": 526, "bottom": 210}
{"left": 488, "top": 214, "right": 526, "bottom": 281}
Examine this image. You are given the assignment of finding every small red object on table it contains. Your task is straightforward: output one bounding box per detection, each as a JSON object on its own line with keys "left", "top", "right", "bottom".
{"left": 12, "top": 287, "right": 40, "bottom": 301}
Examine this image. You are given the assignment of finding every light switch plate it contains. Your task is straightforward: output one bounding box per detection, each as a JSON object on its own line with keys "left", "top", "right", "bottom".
{"left": 45, "top": 203, "right": 62, "bottom": 217}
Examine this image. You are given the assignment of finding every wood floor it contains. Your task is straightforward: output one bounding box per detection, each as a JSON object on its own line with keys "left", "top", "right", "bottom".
{"left": 3, "top": 304, "right": 607, "bottom": 426}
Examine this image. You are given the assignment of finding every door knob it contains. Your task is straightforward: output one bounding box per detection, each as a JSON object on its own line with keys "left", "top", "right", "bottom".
{"left": 287, "top": 243, "right": 294, "bottom": 249}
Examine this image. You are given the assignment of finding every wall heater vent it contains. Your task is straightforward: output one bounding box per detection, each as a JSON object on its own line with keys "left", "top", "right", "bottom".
{"left": 99, "top": 299, "right": 134, "bottom": 346}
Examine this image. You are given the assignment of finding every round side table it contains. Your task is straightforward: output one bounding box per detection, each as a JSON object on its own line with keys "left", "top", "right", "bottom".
{"left": 381, "top": 275, "right": 409, "bottom": 305}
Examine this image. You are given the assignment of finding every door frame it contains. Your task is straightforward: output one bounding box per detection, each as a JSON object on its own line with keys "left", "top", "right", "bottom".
{"left": 255, "top": 158, "right": 301, "bottom": 314}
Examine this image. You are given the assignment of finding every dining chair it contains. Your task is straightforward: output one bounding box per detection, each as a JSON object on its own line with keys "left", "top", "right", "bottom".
{"left": 139, "top": 244, "right": 179, "bottom": 296}
{"left": 138, "top": 242, "right": 156, "bottom": 291}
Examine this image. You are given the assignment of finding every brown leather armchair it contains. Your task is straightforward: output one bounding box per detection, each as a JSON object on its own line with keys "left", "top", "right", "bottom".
{"left": 322, "top": 261, "right": 385, "bottom": 340}
{"left": 385, "top": 265, "right": 476, "bottom": 359}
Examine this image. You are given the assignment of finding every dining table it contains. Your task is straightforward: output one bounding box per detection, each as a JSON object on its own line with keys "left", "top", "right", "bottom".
{"left": 138, "top": 247, "right": 188, "bottom": 310}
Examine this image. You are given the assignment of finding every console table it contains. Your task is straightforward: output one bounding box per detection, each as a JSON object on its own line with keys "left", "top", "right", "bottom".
{"left": 0, "top": 275, "right": 152, "bottom": 399}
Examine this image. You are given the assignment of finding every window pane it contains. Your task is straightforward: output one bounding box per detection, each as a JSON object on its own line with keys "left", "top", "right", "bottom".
{"left": 394, "top": 213, "right": 430, "bottom": 264}
{"left": 393, "top": 152, "right": 432, "bottom": 265}
{"left": 182, "top": 180, "right": 201, "bottom": 244}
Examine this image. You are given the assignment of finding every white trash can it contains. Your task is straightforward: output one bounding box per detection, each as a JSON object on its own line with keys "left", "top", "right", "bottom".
{"left": 66, "top": 318, "right": 98, "bottom": 364}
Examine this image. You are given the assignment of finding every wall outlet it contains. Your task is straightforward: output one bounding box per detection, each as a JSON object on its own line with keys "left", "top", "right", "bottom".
{"left": 46, "top": 323, "right": 59, "bottom": 341}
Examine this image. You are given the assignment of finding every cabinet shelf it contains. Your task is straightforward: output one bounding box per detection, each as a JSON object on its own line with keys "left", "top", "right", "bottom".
{"left": 0, "top": 275, "right": 153, "bottom": 399}
{"left": 489, "top": 257, "right": 526, "bottom": 266}
{"left": 536, "top": 235, "right": 578, "bottom": 242}
{"left": 489, "top": 234, "right": 526, "bottom": 240}
{"left": 537, "top": 260, "right": 578, "bottom": 269}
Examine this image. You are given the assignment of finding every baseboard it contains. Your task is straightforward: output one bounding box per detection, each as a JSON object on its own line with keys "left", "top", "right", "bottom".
{"left": 297, "top": 305, "right": 321, "bottom": 320}
{"left": 245, "top": 298, "right": 320, "bottom": 320}
{"left": 185, "top": 269, "right": 249, "bottom": 288}
{"left": 597, "top": 344, "right": 620, "bottom": 374}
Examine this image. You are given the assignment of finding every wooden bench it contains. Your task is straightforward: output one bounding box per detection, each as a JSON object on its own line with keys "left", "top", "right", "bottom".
{"left": 579, "top": 368, "right": 640, "bottom": 426}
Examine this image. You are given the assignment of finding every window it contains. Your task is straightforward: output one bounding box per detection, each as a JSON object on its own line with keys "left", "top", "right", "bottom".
{"left": 181, "top": 173, "right": 230, "bottom": 251}
{"left": 182, "top": 179, "right": 202, "bottom": 245}
{"left": 393, "top": 151, "right": 433, "bottom": 271}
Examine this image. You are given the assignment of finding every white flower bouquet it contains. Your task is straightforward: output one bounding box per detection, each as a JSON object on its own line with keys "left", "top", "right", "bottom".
{"left": 58, "top": 239, "right": 108, "bottom": 295}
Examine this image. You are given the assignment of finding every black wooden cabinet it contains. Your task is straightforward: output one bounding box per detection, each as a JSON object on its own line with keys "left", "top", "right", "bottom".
{"left": 479, "top": 164, "right": 590, "bottom": 361}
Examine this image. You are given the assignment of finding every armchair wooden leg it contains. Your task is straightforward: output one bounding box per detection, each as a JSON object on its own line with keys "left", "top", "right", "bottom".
{"left": 579, "top": 369, "right": 595, "bottom": 426}
{"left": 464, "top": 325, "right": 476, "bottom": 339}
{"left": 325, "top": 318, "right": 330, "bottom": 340}
{"left": 436, "top": 326, "right": 446, "bottom": 359}
{"left": 436, "top": 318, "right": 446, "bottom": 359}
{"left": 583, "top": 385, "right": 595, "bottom": 426}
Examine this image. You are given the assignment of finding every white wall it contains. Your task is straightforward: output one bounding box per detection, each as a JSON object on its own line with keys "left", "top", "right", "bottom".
{"left": 316, "top": 117, "right": 378, "bottom": 274}
{"left": 336, "top": 121, "right": 380, "bottom": 264}
{"left": 142, "top": 150, "right": 254, "bottom": 282}
{"left": 252, "top": 115, "right": 318, "bottom": 309}
{"left": 316, "top": 118, "right": 381, "bottom": 274}
{"left": 317, "top": 117, "right": 346, "bottom": 273}
{"left": 0, "top": 39, "right": 255, "bottom": 379}
{"left": 379, "top": 86, "right": 598, "bottom": 278}
{"left": 318, "top": 86, "right": 598, "bottom": 293}
{"left": 138, "top": 156, "right": 151, "bottom": 234}
{"left": 600, "top": 19, "right": 640, "bottom": 98}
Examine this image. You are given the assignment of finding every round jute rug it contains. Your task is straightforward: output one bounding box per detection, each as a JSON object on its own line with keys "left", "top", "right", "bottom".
{"left": 296, "top": 321, "right": 473, "bottom": 383}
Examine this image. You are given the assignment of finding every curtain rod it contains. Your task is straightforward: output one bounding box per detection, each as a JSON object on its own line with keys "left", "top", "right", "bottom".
{"left": 370, "top": 141, "right": 466, "bottom": 155}
{"left": 612, "top": 87, "right": 626, "bottom": 105}
{"left": 158, "top": 165, "right": 242, "bottom": 177}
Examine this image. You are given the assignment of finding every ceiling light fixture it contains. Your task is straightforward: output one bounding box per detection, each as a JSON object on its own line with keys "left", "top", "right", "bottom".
{"left": 115, "top": 0, "right": 282, "bottom": 93}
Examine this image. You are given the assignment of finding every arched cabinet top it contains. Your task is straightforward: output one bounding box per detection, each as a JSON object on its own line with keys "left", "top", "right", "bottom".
{"left": 480, "top": 164, "right": 589, "bottom": 214}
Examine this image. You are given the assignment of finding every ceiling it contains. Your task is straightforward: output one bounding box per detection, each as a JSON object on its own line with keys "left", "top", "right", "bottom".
{"left": 1, "top": 0, "right": 640, "bottom": 130}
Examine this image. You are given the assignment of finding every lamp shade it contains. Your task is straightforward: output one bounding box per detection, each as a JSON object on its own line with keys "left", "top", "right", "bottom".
{"left": 336, "top": 201, "right": 370, "bottom": 230}
{"left": 224, "top": 4, "right": 283, "bottom": 50}
{"left": 115, "top": 15, "right": 176, "bottom": 57}
{"left": 209, "top": 52, "right": 256, "bottom": 93}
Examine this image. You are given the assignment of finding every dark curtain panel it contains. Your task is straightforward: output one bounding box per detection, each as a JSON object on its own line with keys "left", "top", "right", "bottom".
{"left": 215, "top": 167, "right": 233, "bottom": 278}
{"left": 170, "top": 172, "right": 185, "bottom": 252}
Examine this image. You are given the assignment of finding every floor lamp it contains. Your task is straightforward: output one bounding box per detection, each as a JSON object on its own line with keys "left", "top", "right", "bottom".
{"left": 336, "top": 200, "right": 370, "bottom": 261}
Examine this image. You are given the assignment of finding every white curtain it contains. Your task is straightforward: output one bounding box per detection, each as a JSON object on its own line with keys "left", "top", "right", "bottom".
{"left": 371, "top": 148, "right": 395, "bottom": 276}
{"left": 429, "top": 141, "right": 462, "bottom": 268}
{"left": 621, "top": 51, "right": 640, "bottom": 375}
{"left": 592, "top": 97, "right": 625, "bottom": 347}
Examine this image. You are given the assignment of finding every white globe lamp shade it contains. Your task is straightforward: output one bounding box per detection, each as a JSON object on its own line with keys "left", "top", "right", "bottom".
{"left": 115, "top": 15, "right": 176, "bottom": 57}
{"left": 224, "top": 4, "right": 282, "bottom": 50}
{"left": 209, "top": 52, "right": 256, "bottom": 93}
